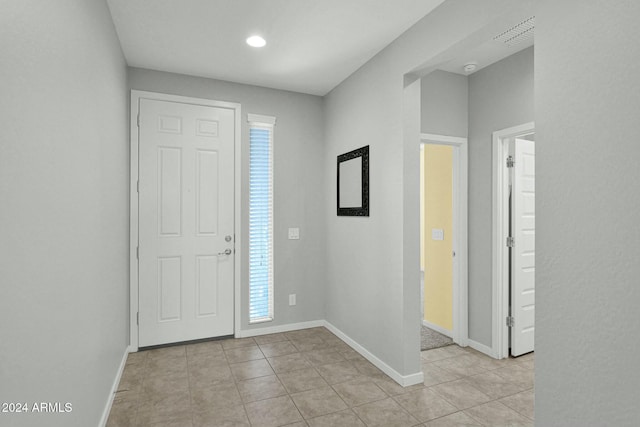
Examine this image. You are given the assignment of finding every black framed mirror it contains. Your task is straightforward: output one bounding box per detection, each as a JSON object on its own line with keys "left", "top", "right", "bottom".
{"left": 337, "top": 145, "right": 369, "bottom": 216}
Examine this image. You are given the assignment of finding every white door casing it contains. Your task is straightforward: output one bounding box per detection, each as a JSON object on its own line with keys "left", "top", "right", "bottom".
{"left": 419, "top": 133, "right": 468, "bottom": 347}
{"left": 510, "top": 138, "right": 535, "bottom": 356}
{"left": 138, "top": 98, "right": 235, "bottom": 347}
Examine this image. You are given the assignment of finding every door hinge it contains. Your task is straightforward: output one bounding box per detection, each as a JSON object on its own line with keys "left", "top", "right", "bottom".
{"left": 506, "top": 155, "right": 514, "bottom": 168}
{"left": 136, "top": 312, "right": 139, "bottom": 325}
{"left": 506, "top": 316, "right": 514, "bottom": 328}
{"left": 137, "top": 113, "right": 140, "bottom": 127}
{"left": 136, "top": 246, "right": 139, "bottom": 259}
{"left": 506, "top": 236, "right": 515, "bottom": 247}
{"left": 136, "top": 180, "right": 139, "bottom": 193}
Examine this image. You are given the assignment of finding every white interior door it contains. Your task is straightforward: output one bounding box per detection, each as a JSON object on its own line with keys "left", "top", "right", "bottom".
{"left": 138, "top": 98, "right": 235, "bottom": 347}
{"left": 510, "top": 137, "right": 535, "bottom": 356}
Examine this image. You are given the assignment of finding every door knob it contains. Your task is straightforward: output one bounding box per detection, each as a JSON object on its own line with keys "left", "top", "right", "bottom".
{"left": 217, "top": 249, "right": 232, "bottom": 256}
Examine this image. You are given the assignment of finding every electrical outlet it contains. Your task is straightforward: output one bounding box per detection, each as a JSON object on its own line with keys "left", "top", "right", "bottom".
{"left": 289, "top": 294, "right": 296, "bottom": 306}
{"left": 288, "top": 228, "right": 300, "bottom": 240}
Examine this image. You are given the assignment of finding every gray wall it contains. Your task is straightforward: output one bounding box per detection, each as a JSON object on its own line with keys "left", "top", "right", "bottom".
{"left": 536, "top": 1, "right": 640, "bottom": 424}
{"left": 128, "top": 68, "right": 326, "bottom": 331}
{"left": 467, "top": 47, "right": 534, "bottom": 347}
{"left": 421, "top": 70, "right": 468, "bottom": 137}
{"left": 323, "top": 0, "right": 518, "bottom": 377}
{"left": 0, "top": 1, "right": 129, "bottom": 426}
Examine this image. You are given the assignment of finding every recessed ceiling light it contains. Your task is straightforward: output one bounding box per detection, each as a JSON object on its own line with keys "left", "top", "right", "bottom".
{"left": 246, "top": 36, "right": 266, "bottom": 48}
{"left": 463, "top": 62, "right": 478, "bottom": 73}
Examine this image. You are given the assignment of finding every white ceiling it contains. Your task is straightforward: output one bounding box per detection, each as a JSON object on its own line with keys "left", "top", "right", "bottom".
{"left": 438, "top": 38, "right": 534, "bottom": 76}
{"left": 106, "top": 0, "right": 445, "bottom": 96}
{"left": 438, "top": 16, "right": 534, "bottom": 76}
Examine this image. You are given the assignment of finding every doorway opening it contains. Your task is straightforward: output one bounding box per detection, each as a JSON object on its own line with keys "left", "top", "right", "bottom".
{"left": 492, "top": 122, "right": 535, "bottom": 358}
{"left": 419, "top": 133, "right": 468, "bottom": 350}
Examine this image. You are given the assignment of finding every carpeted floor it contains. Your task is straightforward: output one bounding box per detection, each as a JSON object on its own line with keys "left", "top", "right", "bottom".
{"left": 421, "top": 325, "right": 453, "bottom": 351}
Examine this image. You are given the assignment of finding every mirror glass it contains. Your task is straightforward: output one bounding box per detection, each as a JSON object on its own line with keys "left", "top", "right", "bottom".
{"left": 339, "top": 157, "right": 362, "bottom": 208}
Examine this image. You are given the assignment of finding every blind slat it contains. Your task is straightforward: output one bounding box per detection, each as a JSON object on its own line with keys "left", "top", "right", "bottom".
{"left": 249, "top": 123, "right": 274, "bottom": 323}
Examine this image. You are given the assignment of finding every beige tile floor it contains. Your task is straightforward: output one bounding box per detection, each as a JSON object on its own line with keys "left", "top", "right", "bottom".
{"left": 107, "top": 327, "right": 534, "bottom": 427}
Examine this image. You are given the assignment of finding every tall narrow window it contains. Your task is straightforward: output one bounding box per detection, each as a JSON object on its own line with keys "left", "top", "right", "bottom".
{"left": 248, "top": 114, "right": 276, "bottom": 323}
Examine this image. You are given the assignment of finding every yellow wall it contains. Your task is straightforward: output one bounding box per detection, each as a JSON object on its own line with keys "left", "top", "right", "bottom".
{"left": 422, "top": 144, "right": 453, "bottom": 331}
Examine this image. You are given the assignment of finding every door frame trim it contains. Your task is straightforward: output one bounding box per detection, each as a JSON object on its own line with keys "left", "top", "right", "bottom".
{"left": 492, "top": 122, "right": 534, "bottom": 359}
{"left": 420, "top": 133, "right": 468, "bottom": 347}
{"left": 129, "top": 90, "right": 242, "bottom": 350}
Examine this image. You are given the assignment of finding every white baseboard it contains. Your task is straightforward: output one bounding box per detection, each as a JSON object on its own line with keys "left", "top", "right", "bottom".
{"left": 467, "top": 339, "right": 497, "bottom": 358}
{"left": 323, "top": 321, "right": 424, "bottom": 387}
{"left": 236, "top": 320, "right": 325, "bottom": 338}
{"left": 99, "top": 346, "right": 131, "bottom": 427}
{"left": 421, "top": 320, "right": 453, "bottom": 339}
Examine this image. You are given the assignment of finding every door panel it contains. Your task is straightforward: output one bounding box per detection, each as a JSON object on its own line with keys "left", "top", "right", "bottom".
{"left": 158, "top": 256, "right": 182, "bottom": 321}
{"left": 196, "top": 150, "right": 219, "bottom": 235}
{"left": 138, "top": 98, "right": 235, "bottom": 347}
{"left": 196, "top": 255, "right": 218, "bottom": 317}
{"left": 158, "top": 147, "right": 182, "bottom": 236}
{"left": 511, "top": 138, "right": 535, "bottom": 356}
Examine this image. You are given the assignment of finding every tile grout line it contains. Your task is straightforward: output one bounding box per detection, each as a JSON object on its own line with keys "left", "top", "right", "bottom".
{"left": 499, "top": 386, "right": 535, "bottom": 421}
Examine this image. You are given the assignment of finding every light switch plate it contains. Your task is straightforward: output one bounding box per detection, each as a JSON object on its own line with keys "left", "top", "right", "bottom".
{"left": 288, "top": 228, "right": 300, "bottom": 240}
{"left": 289, "top": 294, "right": 296, "bottom": 306}
{"left": 432, "top": 228, "right": 444, "bottom": 241}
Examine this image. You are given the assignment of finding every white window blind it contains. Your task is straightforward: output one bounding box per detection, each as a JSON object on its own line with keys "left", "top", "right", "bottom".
{"left": 248, "top": 114, "right": 275, "bottom": 323}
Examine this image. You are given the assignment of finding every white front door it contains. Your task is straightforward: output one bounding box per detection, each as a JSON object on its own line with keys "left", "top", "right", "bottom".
{"left": 138, "top": 98, "right": 235, "bottom": 347}
{"left": 510, "top": 137, "right": 535, "bottom": 356}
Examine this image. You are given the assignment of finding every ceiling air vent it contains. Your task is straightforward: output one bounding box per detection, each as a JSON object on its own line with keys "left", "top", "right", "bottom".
{"left": 493, "top": 16, "right": 535, "bottom": 47}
